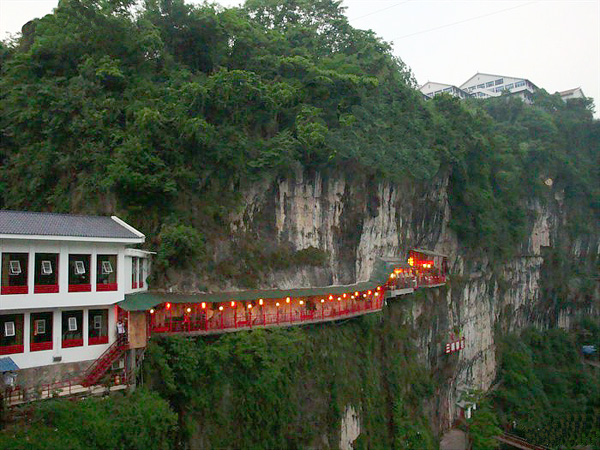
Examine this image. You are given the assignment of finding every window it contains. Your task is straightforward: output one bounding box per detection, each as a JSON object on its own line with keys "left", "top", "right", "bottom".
{"left": 97, "top": 255, "right": 117, "bottom": 291}
{"left": 31, "top": 312, "right": 53, "bottom": 351}
{"left": 139, "top": 258, "right": 145, "bottom": 288}
{"left": 4, "top": 322, "right": 15, "bottom": 337}
{"left": 35, "top": 253, "right": 59, "bottom": 293}
{"left": 34, "top": 319, "right": 45, "bottom": 334}
{"left": 41, "top": 261, "right": 52, "bottom": 275}
{"left": 132, "top": 257, "right": 138, "bottom": 289}
{"left": 9, "top": 261, "right": 21, "bottom": 275}
{"left": 68, "top": 255, "right": 91, "bottom": 292}
{"left": 75, "top": 261, "right": 85, "bottom": 275}
{"left": 0, "top": 314, "right": 24, "bottom": 354}
{"left": 515, "top": 81, "right": 525, "bottom": 88}
{"left": 89, "top": 309, "right": 108, "bottom": 345}
{"left": 1, "top": 253, "right": 28, "bottom": 294}
{"left": 495, "top": 78, "right": 503, "bottom": 85}
{"left": 506, "top": 83, "right": 514, "bottom": 90}
{"left": 477, "top": 84, "right": 485, "bottom": 89}
{"left": 102, "top": 261, "right": 113, "bottom": 274}
{"left": 62, "top": 310, "right": 83, "bottom": 347}
{"left": 485, "top": 81, "right": 494, "bottom": 88}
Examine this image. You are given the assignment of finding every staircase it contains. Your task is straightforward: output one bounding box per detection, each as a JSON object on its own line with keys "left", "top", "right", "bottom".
{"left": 496, "top": 432, "right": 552, "bottom": 450}
{"left": 80, "top": 334, "right": 129, "bottom": 387}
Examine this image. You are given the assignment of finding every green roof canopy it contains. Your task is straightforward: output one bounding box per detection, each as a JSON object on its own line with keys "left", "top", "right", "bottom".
{"left": 119, "top": 259, "right": 401, "bottom": 311}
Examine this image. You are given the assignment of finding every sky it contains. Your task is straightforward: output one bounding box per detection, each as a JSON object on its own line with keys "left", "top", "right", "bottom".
{"left": 1, "top": 0, "right": 599, "bottom": 115}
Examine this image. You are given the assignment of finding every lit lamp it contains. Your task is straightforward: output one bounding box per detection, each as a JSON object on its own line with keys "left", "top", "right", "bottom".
{"left": 201, "top": 302, "right": 206, "bottom": 309}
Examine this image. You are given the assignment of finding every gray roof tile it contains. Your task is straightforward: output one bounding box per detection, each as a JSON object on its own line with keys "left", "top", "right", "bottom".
{"left": 0, "top": 210, "right": 142, "bottom": 240}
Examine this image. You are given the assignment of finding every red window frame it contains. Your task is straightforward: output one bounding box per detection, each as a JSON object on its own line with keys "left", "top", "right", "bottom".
{"left": 30, "top": 341, "right": 53, "bottom": 352}
{"left": 61, "top": 338, "right": 83, "bottom": 348}
{"left": 68, "top": 284, "right": 91, "bottom": 293}
{"left": 0, "top": 344, "right": 24, "bottom": 355}
{"left": 89, "top": 336, "right": 109, "bottom": 346}
{"left": 34, "top": 284, "right": 59, "bottom": 294}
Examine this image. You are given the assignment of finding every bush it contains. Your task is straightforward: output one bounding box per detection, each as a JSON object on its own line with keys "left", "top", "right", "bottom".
{"left": 0, "top": 390, "right": 177, "bottom": 450}
{"left": 156, "top": 224, "right": 204, "bottom": 269}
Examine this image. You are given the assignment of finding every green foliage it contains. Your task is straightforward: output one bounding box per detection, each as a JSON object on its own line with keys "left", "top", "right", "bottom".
{"left": 0, "top": 0, "right": 596, "bottom": 270}
{"left": 0, "top": 390, "right": 177, "bottom": 450}
{"left": 156, "top": 223, "right": 204, "bottom": 269}
{"left": 144, "top": 301, "right": 436, "bottom": 449}
{"left": 493, "top": 328, "right": 600, "bottom": 448}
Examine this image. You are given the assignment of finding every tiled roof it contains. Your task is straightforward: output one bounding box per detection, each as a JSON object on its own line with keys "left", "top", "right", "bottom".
{"left": 0, "top": 210, "right": 143, "bottom": 240}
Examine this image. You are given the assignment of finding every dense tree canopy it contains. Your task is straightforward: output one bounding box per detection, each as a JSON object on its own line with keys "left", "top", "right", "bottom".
{"left": 0, "top": 0, "right": 597, "bottom": 268}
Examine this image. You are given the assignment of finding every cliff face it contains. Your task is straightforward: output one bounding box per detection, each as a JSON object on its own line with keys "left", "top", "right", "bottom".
{"left": 223, "top": 169, "right": 599, "bottom": 434}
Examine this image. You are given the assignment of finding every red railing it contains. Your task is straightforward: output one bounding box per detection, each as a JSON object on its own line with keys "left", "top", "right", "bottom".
{"left": 3, "top": 370, "right": 130, "bottom": 407}
{"left": 151, "top": 296, "right": 385, "bottom": 335}
{"left": 80, "top": 333, "right": 129, "bottom": 387}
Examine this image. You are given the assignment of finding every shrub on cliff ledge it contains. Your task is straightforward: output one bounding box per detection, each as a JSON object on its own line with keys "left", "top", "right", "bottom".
{"left": 156, "top": 224, "right": 205, "bottom": 270}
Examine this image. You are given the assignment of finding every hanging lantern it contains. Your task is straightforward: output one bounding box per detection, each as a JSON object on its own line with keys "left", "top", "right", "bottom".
{"left": 286, "top": 297, "right": 291, "bottom": 304}
{"left": 299, "top": 300, "right": 304, "bottom": 305}
{"left": 343, "top": 293, "right": 347, "bottom": 298}
{"left": 329, "top": 295, "right": 333, "bottom": 300}
{"left": 377, "top": 286, "right": 381, "bottom": 291}
{"left": 201, "top": 302, "right": 206, "bottom": 309}
{"left": 276, "top": 302, "right": 280, "bottom": 307}
{"left": 248, "top": 304, "right": 253, "bottom": 309}
{"left": 219, "top": 306, "right": 224, "bottom": 311}
{"left": 231, "top": 301, "right": 236, "bottom": 307}
{"left": 367, "top": 290, "right": 372, "bottom": 295}
{"left": 354, "top": 291, "right": 359, "bottom": 297}
{"left": 320, "top": 299, "right": 325, "bottom": 303}
{"left": 149, "top": 309, "right": 155, "bottom": 314}
{"left": 166, "top": 302, "right": 171, "bottom": 310}
{"left": 259, "top": 299, "right": 264, "bottom": 306}
{"left": 186, "top": 307, "right": 192, "bottom": 313}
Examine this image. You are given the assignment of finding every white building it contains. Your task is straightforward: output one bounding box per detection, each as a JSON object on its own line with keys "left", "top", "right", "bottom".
{"left": 418, "top": 81, "right": 471, "bottom": 100}
{"left": 558, "top": 87, "right": 585, "bottom": 102}
{"left": 419, "top": 72, "right": 539, "bottom": 104}
{"left": 460, "top": 72, "right": 537, "bottom": 103}
{"left": 0, "top": 211, "right": 150, "bottom": 373}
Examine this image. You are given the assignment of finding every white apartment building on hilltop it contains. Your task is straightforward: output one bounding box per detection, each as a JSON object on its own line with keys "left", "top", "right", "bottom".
{"left": 419, "top": 72, "right": 538, "bottom": 104}
{"left": 419, "top": 82, "right": 471, "bottom": 100}
{"left": 0, "top": 211, "right": 150, "bottom": 372}
{"left": 460, "top": 73, "right": 537, "bottom": 103}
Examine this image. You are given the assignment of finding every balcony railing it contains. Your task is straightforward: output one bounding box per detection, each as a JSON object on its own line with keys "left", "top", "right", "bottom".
{"left": 151, "top": 297, "right": 385, "bottom": 336}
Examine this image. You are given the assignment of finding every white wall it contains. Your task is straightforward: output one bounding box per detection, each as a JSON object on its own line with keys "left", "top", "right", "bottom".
{"left": 3, "top": 305, "right": 117, "bottom": 369}
{"left": 0, "top": 239, "right": 126, "bottom": 310}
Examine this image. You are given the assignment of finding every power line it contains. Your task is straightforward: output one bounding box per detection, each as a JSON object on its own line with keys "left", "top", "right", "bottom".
{"left": 390, "top": 1, "right": 538, "bottom": 41}
{"left": 349, "top": 0, "right": 411, "bottom": 22}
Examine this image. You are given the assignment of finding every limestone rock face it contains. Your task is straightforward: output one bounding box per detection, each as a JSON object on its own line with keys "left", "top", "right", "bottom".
{"left": 193, "top": 169, "right": 599, "bottom": 435}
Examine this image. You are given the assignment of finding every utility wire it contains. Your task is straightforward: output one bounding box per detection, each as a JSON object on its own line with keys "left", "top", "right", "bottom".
{"left": 390, "top": 1, "right": 537, "bottom": 41}
{"left": 349, "top": 0, "right": 411, "bottom": 21}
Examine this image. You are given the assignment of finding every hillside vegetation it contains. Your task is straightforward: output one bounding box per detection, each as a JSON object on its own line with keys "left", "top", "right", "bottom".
{"left": 1, "top": 0, "right": 597, "bottom": 278}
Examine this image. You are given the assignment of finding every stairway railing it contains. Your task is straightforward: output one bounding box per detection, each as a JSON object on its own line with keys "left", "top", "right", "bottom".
{"left": 80, "top": 333, "right": 129, "bottom": 387}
